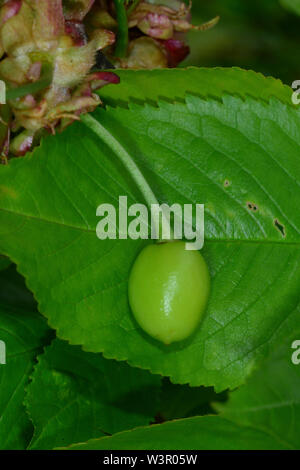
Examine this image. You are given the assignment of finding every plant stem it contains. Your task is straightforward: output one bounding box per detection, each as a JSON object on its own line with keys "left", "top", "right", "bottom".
{"left": 81, "top": 113, "right": 173, "bottom": 242}
{"left": 6, "top": 77, "right": 52, "bottom": 101}
{"left": 127, "top": 0, "right": 141, "bottom": 16}
{"left": 113, "top": 0, "right": 129, "bottom": 58}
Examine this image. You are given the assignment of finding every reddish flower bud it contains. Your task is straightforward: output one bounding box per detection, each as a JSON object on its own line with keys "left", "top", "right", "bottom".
{"left": 0, "top": 0, "right": 21, "bottom": 26}
{"left": 162, "top": 38, "right": 190, "bottom": 67}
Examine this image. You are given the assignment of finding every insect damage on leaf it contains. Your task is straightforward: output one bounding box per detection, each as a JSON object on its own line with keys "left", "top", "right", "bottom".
{"left": 274, "top": 218, "right": 286, "bottom": 237}
{"left": 247, "top": 202, "right": 258, "bottom": 212}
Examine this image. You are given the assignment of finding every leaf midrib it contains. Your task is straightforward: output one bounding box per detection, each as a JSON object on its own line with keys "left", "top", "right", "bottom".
{"left": 0, "top": 207, "right": 296, "bottom": 246}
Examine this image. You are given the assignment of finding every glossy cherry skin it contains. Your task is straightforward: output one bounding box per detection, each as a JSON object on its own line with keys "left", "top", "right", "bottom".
{"left": 128, "top": 241, "right": 210, "bottom": 344}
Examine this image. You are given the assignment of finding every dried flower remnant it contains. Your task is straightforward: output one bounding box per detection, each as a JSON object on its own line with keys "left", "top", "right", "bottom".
{"left": 122, "top": 0, "right": 219, "bottom": 68}
{"left": 90, "top": 1, "right": 219, "bottom": 69}
{"left": 0, "top": 1, "right": 219, "bottom": 157}
{"left": 0, "top": 0, "right": 118, "bottom": 157}
{"left": 129, "top": 1, "right": 218, "bottom": 38}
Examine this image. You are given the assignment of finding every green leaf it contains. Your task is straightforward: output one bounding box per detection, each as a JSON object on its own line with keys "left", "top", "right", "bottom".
{"left": 215, "top": 325, "right": 300, "bottom": 450}
{"left": 0, "top": 72, "right": 300, "bottom": 391}
{"left": 0, "top": 268, "right": 50, "bottom": 450}
{"left": 62, "top": 415, "right": 287, "bottom": 450}
{"left": 280, "top": 0, "right": 300, "bottom": 15}
{"left": 100, "top": 67, "right": 294, "bottom": 106}
{"left": 25, "top": 338, "right": 161, "bottom": 450}
{"left": 62, "top": 329, "right": 300, "bottom": 450}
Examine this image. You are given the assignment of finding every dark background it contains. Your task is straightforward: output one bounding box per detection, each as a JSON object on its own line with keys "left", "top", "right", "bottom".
{"left": 182, "top": 0, "right": 300, "bottom": 85}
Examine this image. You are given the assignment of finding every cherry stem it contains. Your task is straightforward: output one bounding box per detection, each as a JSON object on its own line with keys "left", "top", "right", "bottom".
{"left": 113, "top": 0, "right": 129, "bottom": 58}
{"left": 81, "top": 113, "right": 173, "bottom": 242}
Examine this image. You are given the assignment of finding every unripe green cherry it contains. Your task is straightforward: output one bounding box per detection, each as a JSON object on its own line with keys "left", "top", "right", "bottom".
{"left": 128, "top": 241, "right": 210, "bottom": 345}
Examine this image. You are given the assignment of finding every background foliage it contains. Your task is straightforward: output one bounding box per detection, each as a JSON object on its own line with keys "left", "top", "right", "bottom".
{"left": 184, "top": 0, "right": 300, "bottom": 85}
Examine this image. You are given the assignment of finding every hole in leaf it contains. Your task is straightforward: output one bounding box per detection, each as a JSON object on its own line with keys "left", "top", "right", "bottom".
{"left": 274, "top": 219, "right": 286, "bottom": 238}
{"left": 247, "top": 201, "right": 258, "bottom": 212}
